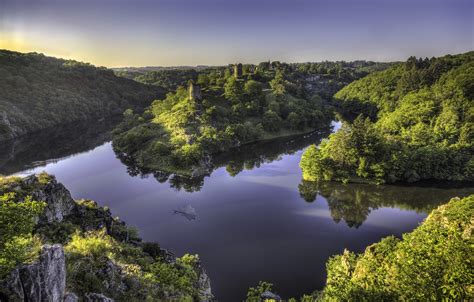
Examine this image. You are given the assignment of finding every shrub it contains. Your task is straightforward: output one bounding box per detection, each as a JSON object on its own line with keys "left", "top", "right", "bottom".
{"left": 0, "top": 193, "right": 45, "bottom": 277}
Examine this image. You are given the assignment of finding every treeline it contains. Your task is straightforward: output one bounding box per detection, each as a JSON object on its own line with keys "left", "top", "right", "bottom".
{"left": 112, "top": 64, "right": 335, "bottom": 178}
{"left": 115, "top": 69, "right": 199, "bottom": 91}
{"left": 300, "top": 52, "right": 474, "bottom": 184}
{"left": 115, "top": 60, "right": 391, "bottom": 100}
{"left": 0, "top": 50, "right": 164, "bottom": 141}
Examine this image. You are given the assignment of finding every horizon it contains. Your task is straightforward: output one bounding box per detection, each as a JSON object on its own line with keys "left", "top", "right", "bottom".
{"left": 2, "top": 48, "right": 472, "bottom": 70}
{"left": 1, "top": 0, "right": 472, "bottom": 67}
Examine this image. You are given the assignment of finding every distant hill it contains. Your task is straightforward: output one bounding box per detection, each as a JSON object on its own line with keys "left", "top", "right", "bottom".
{"left": 112, "top": 65, "right": 211, "bottom": 73}
{"left": 0, "top": 50, "right": 165, "bottom": 141}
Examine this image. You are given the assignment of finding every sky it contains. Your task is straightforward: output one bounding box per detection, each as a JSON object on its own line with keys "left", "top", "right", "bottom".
{"left": 0, "top": 0, "right": 472, "bottom": 67}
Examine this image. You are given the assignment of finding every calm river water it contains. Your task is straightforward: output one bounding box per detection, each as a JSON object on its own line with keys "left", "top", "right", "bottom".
{"left": 1, "top": 120, "right": 472, "bottom": 300}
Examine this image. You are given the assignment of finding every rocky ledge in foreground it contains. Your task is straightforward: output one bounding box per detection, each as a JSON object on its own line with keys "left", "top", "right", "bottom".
{"left": 0, "top": 173, "right": 212, "bottom": 301}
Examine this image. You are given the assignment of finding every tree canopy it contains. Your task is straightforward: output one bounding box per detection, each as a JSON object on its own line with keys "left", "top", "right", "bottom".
{"left": 301, "top": 52, "right": 474, "bottom": 184}
{"left": 0, "top": 50, "right": 164, "bottom": 141}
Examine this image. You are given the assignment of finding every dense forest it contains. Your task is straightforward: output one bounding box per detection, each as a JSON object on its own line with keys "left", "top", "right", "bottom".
{"left": 246, "top": 195, "right": 473, "bottom": 301}
{"left": 112, "top": 60, "right": 390, "bottom": 178}
{"left": 113, "top": 64, "right": 334, "bottom": 178}
{"left": 115, "top": 60, "right": 391, "bottom": 98}
{"left": 0, "top": 50, "right": 164, "bottom": 141}
{"left": 300, "top": 52, "right": 474, "bottom": 184}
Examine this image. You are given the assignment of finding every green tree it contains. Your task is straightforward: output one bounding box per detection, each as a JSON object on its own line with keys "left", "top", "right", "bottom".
{"left": 224, "top": 77, "right": 242, "bottom": 102}
{"left": 270, "top": 70, "right": 286, "bottom": 95}
{"left": 262, "top": 110, "right": 282, "bottom": 132}
{"left": 243, "top": 80, "right": 263, "bottom": 97}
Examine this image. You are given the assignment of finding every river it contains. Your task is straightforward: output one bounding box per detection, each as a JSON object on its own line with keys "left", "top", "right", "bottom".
{"left": 1, "top": 119, "right": 472, "bottom": 300}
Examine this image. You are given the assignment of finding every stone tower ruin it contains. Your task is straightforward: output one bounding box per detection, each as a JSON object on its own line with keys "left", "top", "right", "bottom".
{"left": 234, "top": 63, "right": 243, "bottom": 78}
{"left": 188, "top": 82, "right": 202, "bottom": 101}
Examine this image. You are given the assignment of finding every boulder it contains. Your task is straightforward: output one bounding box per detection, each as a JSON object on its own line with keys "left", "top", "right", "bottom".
{"left": 0, "top": 244, "right": 66, "bottom": 302}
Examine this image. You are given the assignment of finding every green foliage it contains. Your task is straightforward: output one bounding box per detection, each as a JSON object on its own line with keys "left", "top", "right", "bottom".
{"left": 0, "top": 192, "right": 45, "bottom": 277}
{"left": 246, "top": 281, "right": 274, "bottom": 302}
{"left": 0, "top": 50, "right": 163, "bottom": 141}
{"left": 146, "top": 253, "right": 199, "bottom": 298}
{"left": 262, "top": 110, "right": 282, "bottom": 132}
{"left": 0, "top": 235, "right": 42, "bottom": 278}
{"left": 0, "top": 174, "right": 204, "bottom": 300}
{"left": 65, "top": 229, "right": 201, "bottom": 300}
{"left": 113, "top": 69, "right": 333, "bottom": 179}
{"left": 270, "top": 70, "right": 287, "bottom": 95}
{"left": 224, "top": 77, "right": 243, "bottom": 101}
{"left": 130, "top": 69, "right": 198, "bottom": 91}
{"left": 244, "top": 80, "right": 263, "bottom": 97}
{"left": 302, "top": 52, "right": 474, "bottom": 183}
{"left": 322, "top": 195, "right": 474, "bottom": 301}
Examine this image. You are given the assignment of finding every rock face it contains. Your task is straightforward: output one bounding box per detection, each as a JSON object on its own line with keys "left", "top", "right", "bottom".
{"left": 4, "top": 174, "right": 77, "bottom": 224}
{"left": 28, "top": 175, "right": 77, "bottom": 224}
{"left": 196, "top": 264, "right": 213, "bottom": 302}
{"left": 0, "top": 174, "right": 213, "bottom": 301}
{"left": 0, "top": 245, "right": 66, "bottom": 302}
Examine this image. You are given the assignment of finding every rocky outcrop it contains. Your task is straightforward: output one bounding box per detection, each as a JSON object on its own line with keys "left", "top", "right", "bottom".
{"left": 0, "top": 244, "right": 66, "bottom": 302}
{"left": 0, "top": 174, "right": 213, "bottom": 301}
{"left": 25, "top": 175, "right": 77, "bottom": 224}
{"left": 2, "top": 174, "right": 77, "bottom": 224}
{"left": 196, "top": 262, "right": 213, "bottom": 301}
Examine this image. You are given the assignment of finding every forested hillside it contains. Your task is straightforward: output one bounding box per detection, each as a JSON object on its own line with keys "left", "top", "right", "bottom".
{"left": 0, "top": 50, "right": 164, "bottom": 141}
{"left": 300, "top": 52, "right": 474, "bottom": 184}
{"left": 115, "top": 60, "right": 391, "bottom": 98}
{"left": 112, "top": 64, "right": 337, "bottom": 178}
{"left": 115, "top": 69, "right": 199, "bottom": 91}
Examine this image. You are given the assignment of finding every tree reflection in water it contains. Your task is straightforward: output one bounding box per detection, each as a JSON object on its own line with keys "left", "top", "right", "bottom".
{"left": 298, "top": 180, "right": 474, "bottom": 228}
{"left": 117, "top": 127, "right": 332, "bottom": 192}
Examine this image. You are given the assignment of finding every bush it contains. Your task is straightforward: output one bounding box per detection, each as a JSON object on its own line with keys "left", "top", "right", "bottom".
{"left": 0, "top": 192, "right": 45, "bottom": 277}
{"left": 322, "top": 195, "right": 474, "bottom": 301}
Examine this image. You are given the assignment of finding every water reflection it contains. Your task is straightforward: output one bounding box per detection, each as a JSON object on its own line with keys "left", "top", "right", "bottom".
{"left": 0, "top": 118, "right": 120, "bottom": 175}
{"left": 298, "top": 180, "right": 474, "bottom": 228}
{"left": 2, "top": 118, "right": 473, "bottom": 301}
{"left": 117, "top": 127, "right": 332, "bottom": 192}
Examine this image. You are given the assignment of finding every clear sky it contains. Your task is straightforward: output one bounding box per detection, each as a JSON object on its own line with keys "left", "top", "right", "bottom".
{"left": 0, "top": 0, "right": 472, "bottom": 67}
